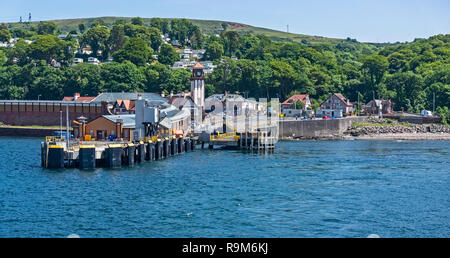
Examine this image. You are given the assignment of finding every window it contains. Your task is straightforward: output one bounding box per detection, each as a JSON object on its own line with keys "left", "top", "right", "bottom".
{"left": 90, "top": 130, "right": 94, "bottom": 136}
{"left": 124, "top": 130, "right": 128, "bottom": 137}
{"left": 111, "top": 130, "right": 115, "bottom": 136}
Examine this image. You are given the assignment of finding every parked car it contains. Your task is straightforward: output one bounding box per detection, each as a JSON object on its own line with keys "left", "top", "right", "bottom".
{"left": 421, "top": 110, "right": 433, "bottom": 116}
{"left": 323, "top": 116, "right": 330, "bottom": 119}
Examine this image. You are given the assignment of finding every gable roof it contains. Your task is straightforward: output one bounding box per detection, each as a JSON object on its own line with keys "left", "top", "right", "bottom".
{"left": 192, "top": 62, "right": 204, "bottom": 69}
{"left": 91, "top": 92, "right": 167, "bottom": 103}
{"left": 321, "top": 93, "right": 353, "bottom": 107}
{"left": 168, "top": 95, "right": 197, "bottom": 109}
{"left": 102, "top": 114, "right": 136, "bottom": 128}
{"left": 282, "top": 94, "right": 309, "bottom": 105}
{"left": 62, "top": 96, "right": 96, "bottom": 102}
{"left": 115, "top": 99, "right": 135, "bottom": 111}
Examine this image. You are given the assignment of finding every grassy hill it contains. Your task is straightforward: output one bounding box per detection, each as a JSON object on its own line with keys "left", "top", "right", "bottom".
{"left": 4, "top": 16, "right": 345, "bottom": 45}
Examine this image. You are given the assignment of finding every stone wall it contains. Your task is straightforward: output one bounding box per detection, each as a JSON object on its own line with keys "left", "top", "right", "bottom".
{"left": 279, "top": 116, "right": 367, "bottom": 139}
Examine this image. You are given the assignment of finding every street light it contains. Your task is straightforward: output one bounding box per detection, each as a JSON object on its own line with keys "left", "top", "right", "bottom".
{"left": 38, "top": 94, "right": 42, "bottom": 101}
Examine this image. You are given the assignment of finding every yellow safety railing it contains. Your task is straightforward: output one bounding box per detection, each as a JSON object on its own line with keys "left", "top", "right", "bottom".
{"left": 45, "top": 136, "right": 64, "bottom": 142}
{"left": 210, "top": 132, "right": 239, "bottom": 141}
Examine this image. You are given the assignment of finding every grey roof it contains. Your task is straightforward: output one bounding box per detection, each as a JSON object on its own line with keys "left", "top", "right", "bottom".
{"left": 205, "top": 94, "right": 246, "bottom": 102}
{"left": 103, "top": 114, "right": 136, "bottom": 128}
{"left": 91, "top": 92, "right": 167, "bottom": 103}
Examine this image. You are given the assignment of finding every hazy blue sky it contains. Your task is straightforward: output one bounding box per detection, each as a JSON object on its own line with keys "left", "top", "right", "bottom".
{"left": 0, "top": 0, "right": 448, "bottom": 43}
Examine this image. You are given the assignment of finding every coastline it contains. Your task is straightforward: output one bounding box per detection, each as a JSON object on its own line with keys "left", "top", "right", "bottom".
{"left": 282, "top": 132, "right": 450, "bottom": 141}
{"left": 345, "top": 132, "right": 450, "bottom": 140}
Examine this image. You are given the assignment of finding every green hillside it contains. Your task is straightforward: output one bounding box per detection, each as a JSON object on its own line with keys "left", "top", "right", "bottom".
{"left": 4, "top": 16, "right": 344, "bottom": 45}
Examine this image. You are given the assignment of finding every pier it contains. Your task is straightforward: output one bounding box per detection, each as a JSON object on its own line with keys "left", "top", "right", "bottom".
{"left": 203, "top": 126, "right": 278, "bottom": 151}
{"left": 42, "top": 136, "right": 195, "bottom": 169}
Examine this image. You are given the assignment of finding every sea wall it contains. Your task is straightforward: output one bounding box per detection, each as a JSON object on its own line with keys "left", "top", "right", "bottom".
{"left": 0, "top": 127, "right": 56, "bottom": 137}
{"left": 279, "top": 116, "right": 367, "bottom": 139}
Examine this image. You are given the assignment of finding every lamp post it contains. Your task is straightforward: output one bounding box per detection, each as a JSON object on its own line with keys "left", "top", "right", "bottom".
{"left": 38, "top": 94, "right": 41, "bottom": 101}
{"left": 60, "top": 110, "right": 62, "bottom": 141}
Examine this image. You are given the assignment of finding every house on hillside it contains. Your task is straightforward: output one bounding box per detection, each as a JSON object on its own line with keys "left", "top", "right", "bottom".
{"left": 281, "top": 94, "right": 312, "bottom": 117}
{"left": 88, "top": 57, "right": 100, "bottom": 65}
{"left": 365, "top": 99, "right": 393, "bottom": 116}
{"left": 316, "top": 93, "right": 354, "bottom": 118}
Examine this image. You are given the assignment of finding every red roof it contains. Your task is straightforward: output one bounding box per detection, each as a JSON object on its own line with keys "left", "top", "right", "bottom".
{"left": 282, "top": 94, "right": 309, "bottom": 105}
{"left": 116, "top": 99, "right": 135, "bottom": 111}
{"left": 192, "top": 62, "right": 204, "bottom": 69}
{"left": 62, "top": 96, "right": 96, "bottom": 102}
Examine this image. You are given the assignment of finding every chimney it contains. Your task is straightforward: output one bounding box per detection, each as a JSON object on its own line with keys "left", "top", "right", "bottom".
{"left": 170, "top": 91, "right": 173, "bottom": 98}
{"left": 182, "top": 91, "right": 185, "bottom": 98}
{"left": 74, "top": 93, "right": 80, "bottom": 101}
{"left": 161, "top": 91, "right": 165, "bottom": 98}
{"left": 137, "top": 93, "right": 142, "bottom": 100}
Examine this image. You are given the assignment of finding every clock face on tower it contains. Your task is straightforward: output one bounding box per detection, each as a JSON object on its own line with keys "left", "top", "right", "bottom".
{"left": 196, "top": 71, "right": 202, "bottom": 77}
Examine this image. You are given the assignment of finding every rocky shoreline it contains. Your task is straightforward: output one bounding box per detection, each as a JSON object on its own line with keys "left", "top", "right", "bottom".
{"left": 344, "top": 117, "right": 450, "bottom": 140}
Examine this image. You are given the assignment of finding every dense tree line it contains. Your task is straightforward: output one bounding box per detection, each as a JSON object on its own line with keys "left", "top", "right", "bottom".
{"left": 0, "top": 19, "right": 448, "bottom": 121}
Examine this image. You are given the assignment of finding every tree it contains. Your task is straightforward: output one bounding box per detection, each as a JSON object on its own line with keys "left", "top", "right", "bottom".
{"left": 28, "top": 35, "right": 73, "bottom": 64}
{"left": 150, "top": 18, "right": 169, "bottom": 34}
{"left": 436, "top": 106, "right": 449, "bottom": 125}
{"left": 361, "top": 54, "right": 389, "bottom": 94}
{"left": 101, "top": 61, "right": 145, "bottom": 92}
{"left": 385, "top": 71, "right": 424, "bottom": 112}
{"left": 221, "top": 31, "right": 240, "bottom": 57}
{"left": 108, "top": 24, "right": 127, "bottom": 53}
{"left": 131, "top": 17, "right": 144, "bottom": 26}
{"left": 158, "top": 44, "right": 179, "bottom": 65}
{"left": 0, "top": 50, "right": 6, "bottom": 66}
{"left": 25, "top": 61, "right": 66, "bottom": 100}
{"left": 37, "top": 21, "right": 57, "bottom": 35}
{"left": 81, "top": 25, "right": 110, "bottom": 57}
{"left": 78, "top": 23, "right": 85, "bottom": 34}
{"left": 148, "top": 27, "right": 163, "bottom": 51}
{"left": 205, "top": 41, "right": 224, "bottom": 61}
{"left": 0, "top": 28, "right": 11, "bottom": 42}
{"left": 269, "top": 60, "right": 298, "bottom": 99}
{"left": 113, "top": 37, "right": 153, "bottom": 66}
{"left": 90, "top": 19, "right": 105, "bottom": 28}
{"left": 65, "top": 63, "right": 104, "bottom": 96}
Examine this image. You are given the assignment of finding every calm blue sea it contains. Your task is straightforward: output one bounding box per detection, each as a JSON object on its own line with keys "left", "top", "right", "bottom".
{"left": 0, "top": 137, "right": 449, "bottom": 238}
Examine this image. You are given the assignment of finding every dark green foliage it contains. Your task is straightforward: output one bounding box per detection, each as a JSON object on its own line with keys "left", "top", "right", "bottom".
{"left": 131, "top": 17, "right": 144, "bottom": 26}
{"left": 0, "top": 17, "right": 447, "bottom": 120}
{"left": 113, "top": 37, "right": 153, "bottom": 66}
{"left": 158, "top": 44, "right": 179, "bottom": 65}
{"left": 37, "top": 21, "right": 57, "bottom": 35}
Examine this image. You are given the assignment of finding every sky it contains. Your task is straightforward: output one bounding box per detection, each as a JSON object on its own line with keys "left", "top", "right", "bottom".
{"left": 0, "top": 0, "right": 448, "bottom": 43}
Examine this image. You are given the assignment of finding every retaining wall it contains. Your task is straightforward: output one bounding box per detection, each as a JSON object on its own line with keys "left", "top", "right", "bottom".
{"left": 279, "top": 116, "right": 367, "bottom": 139}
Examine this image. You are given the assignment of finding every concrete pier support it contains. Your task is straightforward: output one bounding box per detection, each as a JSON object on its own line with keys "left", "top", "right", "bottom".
{"left": 163, "top": 138, "right": 169, "bottom": 158}
{"left": 124, "top": 144, "right": 135, "bottom": 166}
{"left": 136, "top": 142, "right": 145, "bottom": 163}
{"left": 106, "top": 145, "right": 122, "bottom": 168}
{"left": 79, "top": 145, "right": 95, "bottom": 169}
{"left": 170, "top": 137, "right": 177, "bottom": 155}
{"left": 177, "top": 137, "right": 184, "bottom": 154}
{"left": 47, "top": 145, "right": 64, "bottom": 169}
{"left": 155, "top": 140, "right": 162, "bottom": 160}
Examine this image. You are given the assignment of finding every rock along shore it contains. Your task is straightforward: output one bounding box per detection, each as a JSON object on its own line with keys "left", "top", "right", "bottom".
{"left": 345, "top": 117, "right": 450, "bottom": 140}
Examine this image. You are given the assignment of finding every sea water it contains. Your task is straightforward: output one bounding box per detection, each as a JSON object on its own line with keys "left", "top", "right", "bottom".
{"left": 0, "top": 137, "right": 449, "bottom": 237}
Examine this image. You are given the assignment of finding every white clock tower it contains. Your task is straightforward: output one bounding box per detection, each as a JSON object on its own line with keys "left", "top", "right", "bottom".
{"left": 190, "top": 62, "right": 205, "bottom": 109}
